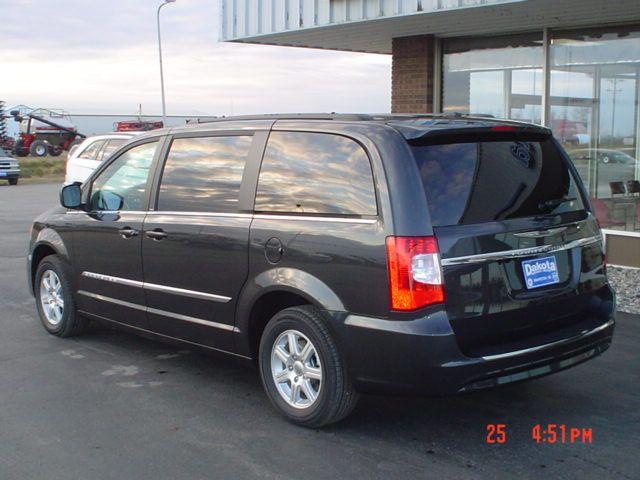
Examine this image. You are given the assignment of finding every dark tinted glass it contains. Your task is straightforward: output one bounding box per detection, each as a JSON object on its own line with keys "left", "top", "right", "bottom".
{"left": 411, "top": 138, "right": 585, "bottom": 226}
{"left": 255, "top": 132, "right": 377, "bottom": 215}
{"left": 157, "top": 136, "right": 252, "bottom": 212}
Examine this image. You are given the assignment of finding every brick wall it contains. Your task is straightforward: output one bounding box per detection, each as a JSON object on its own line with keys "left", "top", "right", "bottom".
{"left": 391, "top": 35, "right": 435, "bottom": 114}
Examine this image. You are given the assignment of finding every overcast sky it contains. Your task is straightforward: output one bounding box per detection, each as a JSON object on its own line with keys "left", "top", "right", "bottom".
{"left": 0, "top": 0, "right": 391, "bottom": 116}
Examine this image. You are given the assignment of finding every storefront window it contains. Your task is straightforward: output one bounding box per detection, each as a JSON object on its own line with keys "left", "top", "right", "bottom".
{"left": 442, "top": 34, "right": 543, "bottom": 123}
{"left": 550, "top": 27, "right": 640, "bottom": 233}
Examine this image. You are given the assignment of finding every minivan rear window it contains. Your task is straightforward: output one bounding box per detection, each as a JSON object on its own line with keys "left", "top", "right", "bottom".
{"left": 410, "top": 138, "right": 585, "bottom": 227}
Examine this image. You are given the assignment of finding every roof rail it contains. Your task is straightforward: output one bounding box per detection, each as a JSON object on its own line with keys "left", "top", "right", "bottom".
{"left": 188, "top": 113, "right": 376, "bottom": 124}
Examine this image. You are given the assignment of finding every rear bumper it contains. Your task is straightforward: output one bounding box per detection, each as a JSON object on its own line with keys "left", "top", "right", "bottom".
{"left": 329, "top": 293, "right": 615, "bottom": 396}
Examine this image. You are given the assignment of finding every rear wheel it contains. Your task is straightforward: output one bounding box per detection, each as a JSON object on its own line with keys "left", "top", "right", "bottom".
{"left": 30, "top": 140, "right": 49, "bottom": 157}
{"left": 259, "top": 305, "right": 359, "bottom": 428}
{"left": 8, "top": 178, "right": 17, "bottom": 185}
{"left": 35, "top": 255, "right": 87, "bottom": 337}
{"left": 49, "top": 145, "right": 63, "bottom": 156}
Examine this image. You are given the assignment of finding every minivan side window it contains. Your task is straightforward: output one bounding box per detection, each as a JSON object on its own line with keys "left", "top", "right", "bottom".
{"left": 90, "top": 141, "right": 158, "bottom": 212}
{"left": 156, "top": 136, "right": 253, "bottom": 213}
{"left": 79, "top": 140, "right": 106, "bottom": 160}
{"left": 255, "top": 132, "right": 377, "bottom": 216}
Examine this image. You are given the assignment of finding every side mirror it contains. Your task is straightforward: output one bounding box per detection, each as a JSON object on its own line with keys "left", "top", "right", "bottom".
{"left": 60, "top": 183, "right": 82, "bottom": 209}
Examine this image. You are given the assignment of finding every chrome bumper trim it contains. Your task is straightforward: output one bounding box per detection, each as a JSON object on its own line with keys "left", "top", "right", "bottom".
{"left": 480, "top": 319, "right": 614, "bottom": 361}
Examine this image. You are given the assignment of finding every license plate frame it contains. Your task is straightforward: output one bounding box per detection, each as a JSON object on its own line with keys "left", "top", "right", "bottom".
{"left": 522, "top": 255, "right": 560, "bottom": 290}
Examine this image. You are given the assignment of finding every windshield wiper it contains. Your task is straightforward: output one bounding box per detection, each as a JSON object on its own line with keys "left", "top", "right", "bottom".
{"left": 538, "top": 196, "right": 576, "bottom": 212}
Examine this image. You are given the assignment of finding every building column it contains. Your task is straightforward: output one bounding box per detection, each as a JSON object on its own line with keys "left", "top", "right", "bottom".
{"left": 391, "top": 35, "right": 435, "bottom": 114}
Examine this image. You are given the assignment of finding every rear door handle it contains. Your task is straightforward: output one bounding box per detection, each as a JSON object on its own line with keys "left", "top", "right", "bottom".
{"left": 146, "top": 229, "right": 168, "bottom": 240}
{"left": 118, "top": 227, "right": 139, "bottom": 239}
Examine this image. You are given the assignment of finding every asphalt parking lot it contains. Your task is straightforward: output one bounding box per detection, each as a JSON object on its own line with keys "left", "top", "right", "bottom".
{"left": 1, "top": 182, "right": 638, "bottom": 480}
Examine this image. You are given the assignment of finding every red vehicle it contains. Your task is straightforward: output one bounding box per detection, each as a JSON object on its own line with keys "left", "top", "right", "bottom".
{"left": 11, "top": 109, "right": 85, "bottom": 157}
{"left": 114, "top": 120, "right": 164, "bottom": 132}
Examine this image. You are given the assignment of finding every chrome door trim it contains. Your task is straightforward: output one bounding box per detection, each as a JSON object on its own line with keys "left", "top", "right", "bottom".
{"left": 481, "top": 319, "right": 614, "bottom": 361}
{"left": 143, "top": 281, "right": 232, "bottom": 303}
{"left": 81, "top": 271, "right": 232, "bottom": 303}
{"left": 82, "top": 271, "right": 143, "bottom": 288}
{"left": 440, "top": 235, "right": 601, "bottom": 266}
{"left": 145, "top": 211, "right": 253, "bottom": 219}
{"left": 253, "top": 214, "right": 377, "bottom": 224}
{"left": 77, "top": 290, "right": 239, "bottom": 332}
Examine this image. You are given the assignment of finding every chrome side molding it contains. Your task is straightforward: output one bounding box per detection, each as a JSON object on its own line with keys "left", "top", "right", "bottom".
{"left": 77, "top": 290, "right": 239, "bottom": 333}
{"left": 441, "top": 235, "right": 601, "bottom": 266}
{"left": 81, "top": 271, "right": 232, "bottom": 303}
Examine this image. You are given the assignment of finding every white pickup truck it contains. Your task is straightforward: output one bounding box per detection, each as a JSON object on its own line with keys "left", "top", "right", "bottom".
{"left": 0, "top": 147, "right": 20, "bottom": 185}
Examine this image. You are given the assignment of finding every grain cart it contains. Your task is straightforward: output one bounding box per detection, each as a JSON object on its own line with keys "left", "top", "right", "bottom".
{"left": 10, "top": 109, "right": 85, "bottom": 157}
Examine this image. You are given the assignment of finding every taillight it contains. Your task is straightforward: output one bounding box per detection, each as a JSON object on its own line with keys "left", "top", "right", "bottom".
{"left": 385, "top": 236, "right": 445, "bottom": 311}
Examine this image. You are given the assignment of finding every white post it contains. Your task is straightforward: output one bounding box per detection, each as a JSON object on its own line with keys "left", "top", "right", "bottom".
{"left": 157, "top": 0, "right": 176, "bottom": 124}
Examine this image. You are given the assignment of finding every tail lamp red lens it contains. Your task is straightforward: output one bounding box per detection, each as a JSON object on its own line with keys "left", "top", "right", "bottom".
{"left": 385, "top": 236, "right": 445, "bottom": 311}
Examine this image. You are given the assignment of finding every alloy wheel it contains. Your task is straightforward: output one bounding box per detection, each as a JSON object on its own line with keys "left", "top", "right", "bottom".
{"left": 39, "top": 270, "right": 64, "bottom": 326}
{"left": 270, "top": 329, "right": 322, "bottom": 409}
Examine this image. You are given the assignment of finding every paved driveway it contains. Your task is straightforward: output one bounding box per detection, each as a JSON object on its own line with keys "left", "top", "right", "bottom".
{"left": 1, "top": 183, "right": 638, "bottom": 479}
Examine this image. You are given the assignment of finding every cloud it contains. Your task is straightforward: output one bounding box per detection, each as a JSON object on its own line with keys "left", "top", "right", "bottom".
{"left": 0, "top": 0, "right": 391, "bottom": 115}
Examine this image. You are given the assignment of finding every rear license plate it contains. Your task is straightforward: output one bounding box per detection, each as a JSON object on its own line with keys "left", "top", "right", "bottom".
{"left": 522, "top": 255, "right": 560, "bottom": 289}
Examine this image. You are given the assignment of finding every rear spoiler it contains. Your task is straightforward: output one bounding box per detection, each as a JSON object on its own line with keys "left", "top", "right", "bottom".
{"left": 393, "top": 122, "right": 553, "bottom": 144}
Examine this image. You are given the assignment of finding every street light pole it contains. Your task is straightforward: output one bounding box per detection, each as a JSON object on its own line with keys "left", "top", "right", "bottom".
{"left": 157, "top": 0, "right": 176, "bottom": 125}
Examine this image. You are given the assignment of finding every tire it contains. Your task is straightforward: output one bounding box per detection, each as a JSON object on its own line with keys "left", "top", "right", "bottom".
{"left": 13, "top": 139, "right": 29, "bottom": 157}
{"left": 259, "top": 305, "right": 359, "bottom": 428}
{"left": 29, "top": 139, "right": 49, "bottom": 157}
{"left": 8, "top": 178, "right": 17, "bottom": 185}
{"left": 49, "top": 145, "right": 63, "bottom": 156}
{"left": 34, "top": 254, "right": 87, "bottom": 337}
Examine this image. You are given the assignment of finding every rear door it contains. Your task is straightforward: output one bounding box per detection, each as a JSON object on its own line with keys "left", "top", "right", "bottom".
{"left": 141, "top": 131, "right": 260, "bottom": 352}
{"left": 409, "top": 132, "right": 609, "bottom": 357}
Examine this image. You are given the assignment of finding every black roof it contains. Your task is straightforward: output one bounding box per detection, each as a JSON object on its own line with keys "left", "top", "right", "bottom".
{"left": 154, "top": 112, "right": 552, "bottom": 141}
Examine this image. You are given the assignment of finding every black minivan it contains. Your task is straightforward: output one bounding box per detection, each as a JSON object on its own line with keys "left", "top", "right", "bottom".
{"left": 28, "top": 114, "right": 615, "bottom": 427}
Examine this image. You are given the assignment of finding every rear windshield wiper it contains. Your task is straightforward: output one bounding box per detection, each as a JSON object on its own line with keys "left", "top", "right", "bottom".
{"left": 538, "top": 196, "right": 576, "bottom": 211}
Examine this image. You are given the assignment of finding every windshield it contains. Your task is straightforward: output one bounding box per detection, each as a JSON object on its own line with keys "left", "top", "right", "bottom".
{"left": 411, "top": 138, "right": 586, "bottom": 227}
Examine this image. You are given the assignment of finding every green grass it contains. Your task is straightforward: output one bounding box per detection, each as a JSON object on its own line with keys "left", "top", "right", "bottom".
{"left": 19, "top": 155, "right": 67, "bottom": 180}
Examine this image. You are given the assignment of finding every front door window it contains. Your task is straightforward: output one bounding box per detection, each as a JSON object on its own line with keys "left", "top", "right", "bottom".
{"left": 90, "top": 141, "right": 158, "bottom": 212}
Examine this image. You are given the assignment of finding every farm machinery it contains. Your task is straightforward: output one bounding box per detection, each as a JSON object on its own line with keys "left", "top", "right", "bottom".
{"left": 9, "top": 107, "right": 86, "bottom": 157}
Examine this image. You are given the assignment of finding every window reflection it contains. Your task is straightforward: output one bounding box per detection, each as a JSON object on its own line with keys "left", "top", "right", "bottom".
{"left": 90, "top": 141, "right": 157, "bottom": 211}
{"left": 551, "top": 27, "right": 640, "bottom": 232}
{"left": 412, "top": 140, "right": 584, "bottom": 226}
{"left": 255, "top": 132, "right": 377, "bottom": 216}
{"left": 443, "top": 34, "right": 543, "bottom": 124}
{"left": 158, "top": 136, "right": 252, "bottom": 213}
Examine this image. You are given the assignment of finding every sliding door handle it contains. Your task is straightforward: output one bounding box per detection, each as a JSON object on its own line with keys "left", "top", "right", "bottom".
{"left": 146, "top": 229, "right": 168, "bottom": 240}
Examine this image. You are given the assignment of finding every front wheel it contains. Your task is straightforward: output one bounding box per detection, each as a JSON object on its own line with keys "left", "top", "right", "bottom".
{"left": 35, "top": 255, "right": 88, "bottom": 337}
{"left": 30, "top": 140, "right": 49, "bottom": 157}
{"left": 259, "top": 305, "right": 359, "bottom": 428}
{"left": 9, "top": 178, "right": 18, "bottom": 185}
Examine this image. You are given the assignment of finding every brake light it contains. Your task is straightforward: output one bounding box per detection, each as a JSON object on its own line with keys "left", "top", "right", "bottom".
{"left": 490, "top": 125, "right": 517, "bottom": 132}
{"left": 385, "top": 236, "right": 445, "bottom": 311}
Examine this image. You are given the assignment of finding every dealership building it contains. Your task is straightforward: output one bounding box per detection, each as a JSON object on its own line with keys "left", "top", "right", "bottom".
{"left": 220, "top": 0, "right": 640, "bottom": 268}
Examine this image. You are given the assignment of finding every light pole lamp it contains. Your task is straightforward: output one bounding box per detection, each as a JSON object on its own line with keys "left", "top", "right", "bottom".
{"left": 157, "top": 0, "right": 176, "bottom": 125}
